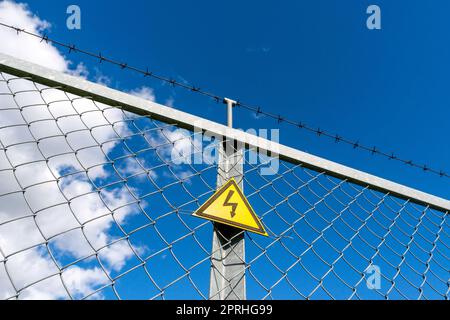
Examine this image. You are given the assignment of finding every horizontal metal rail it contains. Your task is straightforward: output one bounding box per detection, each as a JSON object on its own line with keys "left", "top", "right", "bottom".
{"left": 0, "top": 52, "right": 449, "bottom": 213}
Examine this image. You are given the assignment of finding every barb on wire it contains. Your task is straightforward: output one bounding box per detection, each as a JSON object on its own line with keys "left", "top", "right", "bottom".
{"left": 0, "top": 21, "right": 448, "bottom": 180}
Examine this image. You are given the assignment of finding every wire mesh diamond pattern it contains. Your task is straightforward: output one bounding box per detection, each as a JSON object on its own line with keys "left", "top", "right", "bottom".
{"left": 0, "top": 72, "right": 448, "bottom": 300}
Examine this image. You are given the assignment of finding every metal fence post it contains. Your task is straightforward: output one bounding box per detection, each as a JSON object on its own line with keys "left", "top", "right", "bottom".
{"left": 209, "top": 98, "right": 246, "bottom": 300}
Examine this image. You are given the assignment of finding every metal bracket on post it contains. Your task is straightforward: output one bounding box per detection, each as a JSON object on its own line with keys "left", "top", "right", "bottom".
{"left": 209, "top": 98, "right": 246, "bottom": 300}
{"left": 224, "top": 98, "right": 236, "bottom": 128}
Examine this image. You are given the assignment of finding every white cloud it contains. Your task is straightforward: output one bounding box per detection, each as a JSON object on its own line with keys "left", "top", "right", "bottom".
{"left": 161, "top": 128, "right": 216, "bottom": 166}
{"left": 165, "top": 97, "right": 175, "bottom": 107}
{"left": 0, "top": 1, "right": 66, "bottom": 71}
{"left": 93, "top": 68, "right": 112, "bottom": 86}
{"left": 0, "top": 0, "right": 87, "bottom": 76}
{"left": 129, "top": 86, "right": 156, "bottom": 102}
{"left": 0, "top": 0, "right": 146, "bottom": 299}
{"left": 0, "top": 248, "right": 109, "bottom": 300}
{"left": 68, "top": 61, "right": 89, "bottom": 79}
{"left": 115, "top": 156, "right": 158, "bottom": 181}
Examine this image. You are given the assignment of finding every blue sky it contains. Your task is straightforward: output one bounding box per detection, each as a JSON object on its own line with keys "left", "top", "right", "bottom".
{"left": 20, "top": 0, "right": 450, "bottom": 200}
{"left": 18, "top": 0, "right": 450, "bottom": 198}
{"left": 1, "top": 0, "right": 449, "bottom": 300}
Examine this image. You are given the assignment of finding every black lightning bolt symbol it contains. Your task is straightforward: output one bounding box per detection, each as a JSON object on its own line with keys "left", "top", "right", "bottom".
{"left": 223, "top": 190, "right": 238, "bottom": 218}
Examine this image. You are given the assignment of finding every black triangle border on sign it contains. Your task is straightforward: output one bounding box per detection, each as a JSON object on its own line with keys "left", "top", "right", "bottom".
{"left": 193, "top": 178, "right": 268, "bottom": 236}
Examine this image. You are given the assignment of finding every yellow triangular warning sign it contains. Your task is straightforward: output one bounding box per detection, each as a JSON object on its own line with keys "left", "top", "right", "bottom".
{"left": 192, "top": 178, "right": 268, "bottom": 236}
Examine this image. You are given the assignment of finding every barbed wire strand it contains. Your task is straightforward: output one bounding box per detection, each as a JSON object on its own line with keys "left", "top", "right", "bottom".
{"left": 0, "top": 21, "right": 448, "bottom": 180}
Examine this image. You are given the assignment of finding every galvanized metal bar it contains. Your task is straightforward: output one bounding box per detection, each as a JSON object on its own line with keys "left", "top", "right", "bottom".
{"left": 0, "top": 53, "right": 449, "bottom": 213}
{"left": 210, "top": 97, "right": 245, "bottom": 300}
{"left": 209, "top": 137, "right": 245, "bottom": 300}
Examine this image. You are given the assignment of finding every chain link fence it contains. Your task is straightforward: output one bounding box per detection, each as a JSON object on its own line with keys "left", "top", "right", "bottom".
{"left": 0, "top": 55, "right": 449, "bottom": 300}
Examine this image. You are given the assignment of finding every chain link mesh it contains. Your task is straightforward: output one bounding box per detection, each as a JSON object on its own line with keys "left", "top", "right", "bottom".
{"left": 0, "top": 72, "right": 448, "bottom": 300}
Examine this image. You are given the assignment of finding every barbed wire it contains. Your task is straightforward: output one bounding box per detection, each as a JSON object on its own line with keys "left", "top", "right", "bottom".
{"left": 236, "top": 103, "right": 450, "bottom": 179}
{"left": 1, "top": 21, "right": 448, "bottom": 180}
